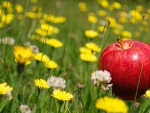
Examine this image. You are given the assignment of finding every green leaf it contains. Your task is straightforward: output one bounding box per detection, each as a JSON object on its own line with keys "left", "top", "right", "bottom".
{"left": 0, "top": 99, "right": 7, "bottom": 112}
{"left": 140, "top": 99, "right": 150, "bottom": 113}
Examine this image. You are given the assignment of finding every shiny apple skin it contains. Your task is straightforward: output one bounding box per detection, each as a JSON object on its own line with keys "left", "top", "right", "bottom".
{"left": 98, "top": 40, "right": 150, "bottom": 100}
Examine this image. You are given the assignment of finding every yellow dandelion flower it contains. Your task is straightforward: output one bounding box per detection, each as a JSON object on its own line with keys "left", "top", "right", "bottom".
{"left": 85, "top": 42, "right": 101, "bottom": 52}
{"left": 80, "top": 53, "right": 97, "bottom": 62}
{"left": 88, "top": 13, "right": 97, "bottom": 23}
{"left": 147, "top": 8, "right": 150, "bottom": 14}
{"left": 129, "top": 10, "right": 142, "bottom": 21}
{"left": 26, "top": 12, "right": 37, "bottom": 19}
{"left": 136, "top": 5, "right": 143, "bottom": 12}
{"left": 2, "top": 1, "right": 12, "bottom": 8}
{"left": 85, "top": 30, "right": 98, "bottom": 39}
{"left": 34, "top": 53, "right": 50, "bottom": 62}
{"left": 97, "top": 26, "right": 105, "bottom": 32}
{"left": 144, "top": 90, "right": 150, "bottom": 98}
{"left": 79, "top": 47, "right": 92, "bottom": 54}
{"left": 15, "top": 4, "right": 23, "bottom": 13}
{"left": 121, "top": 31, "right": 132, "bottom": 38}
{"left": 44, "top": 60, "right": 58, "bottom": 69}
{"left": 30, "top": 0, "right": 37, "bottom": 3}
{"left": 14, "top": 46, "right": 34, "bottom": 65}
{"left": 78, "top": 2, "right": 88, "bottom": 12}
{"left": 97, "top": 10, "right": 106, "bottom": 17}
{"left": 105, "top": 16, "right": 116, "bottom": 27}
{"left": 113, "top": 29, "right": 120, "bottom": 35}
{"left": 119, "top": 17, "right": 128, "bottom": 23}
{"left": 95, "top": 96, "right": 128, "bottom": 113}
{"left": 0, "top": 82, "right": 13, "bottom": 95}
{"left": 45, "top": 38, "right": 63, "bottom": 48}
{"left": 98, "top": 0, "right": 109, "bottom": 8}
{"left": 121, "top": 37, "right": 131, "bottom": 41}
{"left": 1, "top": 14, "right": 14, "bottom": 25}
{"left": 112, "top": 2, "right": 121, "bottom": 9}
{"left": 50, "top": 16, "right": 66, "bottom": 24}
{"left": 52, "top": 89, "right": 73, "bottom": 101}
{"left": 34, "top": 79, "right": 50, "bottom": 89}
{"left": 40, "top": 23, "right": 60, "bottom": 34}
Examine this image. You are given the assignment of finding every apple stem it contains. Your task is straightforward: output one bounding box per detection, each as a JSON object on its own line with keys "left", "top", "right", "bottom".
{"left": 117, "top": 37, "right": 124, "bottom": 50}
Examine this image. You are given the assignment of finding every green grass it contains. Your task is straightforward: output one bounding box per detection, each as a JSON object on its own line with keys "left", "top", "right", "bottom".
{"left": 0, "top": 0, "right": 150, "bottom": 113}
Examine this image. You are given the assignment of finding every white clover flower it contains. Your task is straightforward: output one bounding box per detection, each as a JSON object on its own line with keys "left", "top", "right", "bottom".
{"left": 91, "top": 70, "right": 112, "bottom": 90}
{"left": 30, "top": 45, "right": 39, "bottom": 54}
{"left": 1, "top": 37, "right": 15, "bottom": 45}
{"left": 47, "top": 76, "right": 66, "bottom": 90}
{"left": 20, "top": 105, "right": 31, "bottom": 113}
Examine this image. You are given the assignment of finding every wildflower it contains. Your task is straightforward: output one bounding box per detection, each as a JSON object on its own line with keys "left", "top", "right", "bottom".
{"left": 40, "top": 23, "right": 60, "bottom": 34}
{"left": 97, "top": 10, "right": 106, "bottom": 17}
{"left": 112, "top": 2, "right": 121, "bottom": 10}
{"left": 105, "top": 16, "right": 116, "bottom": 27}
{"left": 121, "top": 31, "right": 132, "bottom": 39}
{"left": 30, "top": 45, "right": 39, "bottom": 54}
{"left": 44, "top": 60, "right": 58, "bottom": 69}
{"left": 129, "top": 10, "right": 142, "bottom": 21}
{"left": 85, "top": 42, "right": 101, "bottom": 53}
{"left": 97, "top": 26, "right": 105, "bottom": 32}
{"left": 20, "top": 105, "right": 31, "bottom": 113}
{"left": 144, "top": 90, "right": 150, "bottom": 98}
{"left": 47, "top": 76, "right": 66, "bottom": 90}
{"left": 98, "top": 0, "right": 109, "bottom": 8}
{"left": 88, "top": 13, "right": 97, "bottom": 23}
{"left": 136, "top": 5, "right": 143, "bottom": 12}
{"left": 30, "top": 0, "right": 37, "bottom": 3}
{"left": 79, "top": 47, "right": 91, "bottom": 54}
{"left": 95, "top": 96, "right": 128, "bottom": 113}
{"left": 52, "top": 89, "right": 73, "bottom": 101}
{"left": 15, "top": 4, "right": 23, "bottom": 13}
{"left": 45, "top": 38, "right": 63, "bottom": 48}
{"left": 78, "top": 83, "right": 84, "bottom": 89}
{"left": 85, "top": 30, "right": 98, "bottom": 39}
{"left": 1, "top": 37, "right": 15, "bottom": 45}
{"left": 91, "top": 70, "right": 112, "bottom": 90}
{"left": 34, "top": 79, "right": 50, "bottom": 89}
{"left": 2, "top": 1, "right": 12, "bottom": 8}
{"left": 26, "top": 12, "right": 37, "bottom": 19}
{"left": 0, "top": 82, "right": 13, "bottom": 95}
{"left": 80, "top": 53, "right": 97, "bottom": 62}
{"left": 14, "top": 46, "right": 33, "bottom": 65}
{"left": 91, "top": 70, "right": 111, "bottom": 85}
{"left": 78, "top": 2, "right": 88, "bottom": 12}
{"left": 33, "top": 53, "right": 50, "bottom": 62}
{"left": 50, "top": 16, "right": 66, "bottom": 24}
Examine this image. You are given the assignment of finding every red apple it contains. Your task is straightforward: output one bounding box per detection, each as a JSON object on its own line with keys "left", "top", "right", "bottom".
{"left": 98, "top": 38, "right": 150, "bottom": 100}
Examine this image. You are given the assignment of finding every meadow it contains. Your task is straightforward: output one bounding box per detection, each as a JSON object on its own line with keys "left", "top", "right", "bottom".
{"left": 0, "top": 0, "right": 150, "bottom": 113}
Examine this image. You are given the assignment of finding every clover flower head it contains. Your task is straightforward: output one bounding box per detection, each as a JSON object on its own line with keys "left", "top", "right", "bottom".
{"left": 20, "top": 105, "right": 31, "bottom": 113}
{"left": 47, "top": 76, "right": 66, "bottom": 90}
{"left": 1, "top": 37, "right": 15, "bottom": 45}
{"left": 91, "top": 70, "right": 112, "bottom": 90}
